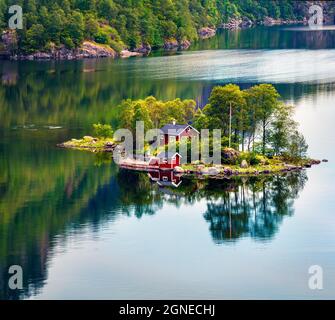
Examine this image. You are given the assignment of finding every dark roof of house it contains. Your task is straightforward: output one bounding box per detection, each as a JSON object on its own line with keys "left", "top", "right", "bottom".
{"left": 160, "top": 124, "right": 199, "bottom": 136}
{"left": 156, "top": 152, "right": 182, "bottom": 159}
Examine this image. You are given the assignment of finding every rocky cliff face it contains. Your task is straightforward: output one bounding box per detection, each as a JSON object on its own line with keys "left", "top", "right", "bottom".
{"left": 79, "top": 41, "right": 117, "bottom": 58}
{"left": 6, "top": 41, "right": 117, "bottom": 60}
{"left": 0, "top": 30, "right": 18, "bottom": 57}
{"left": 1, "top": 32, "right": 193, "bottom": 60}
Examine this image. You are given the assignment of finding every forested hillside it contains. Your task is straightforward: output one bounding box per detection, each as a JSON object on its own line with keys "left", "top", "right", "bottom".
{"left": 0, "top": 1, "right": 331, "bottom": 54}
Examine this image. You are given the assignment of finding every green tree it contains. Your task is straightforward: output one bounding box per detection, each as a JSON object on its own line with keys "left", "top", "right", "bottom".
{"left": 65, "top": 11, "right": 85, "bottom": 47}
{"left": 23, "top": 24, "right": 46, "bottom": 52}
{"left": 0, "top": 0, "right": 308, "bottom": 54}
{"left": 47, "top": 8, "right": 66, "bottom": 46}
{"left": 193, "top": 108, "right": 209, "bottom": 131}
{"left": 246, "top": 84, "right": 280, "bottom": 155}
{"left": 269, "top": 103, "right": 296, "bottom": 156}
{"left": 287, "top": 131, "right": 308, "bottom": 159}
{"left": 93, "top": 123, "right": 114, "bottom": 138}
{"left": 132, "top": 102, "right": 153, "bottom": 131}
{"left": 85, "top": 13, "right": 99, "bottom": 39}
{"left": 119, "top": 99, "right": 135, "bottom": 130}
{"left": 119, "top": 97, "right": 197, "bottom": 131}
{"left": 204, "top": 84, "right": 245, "bottom": 141}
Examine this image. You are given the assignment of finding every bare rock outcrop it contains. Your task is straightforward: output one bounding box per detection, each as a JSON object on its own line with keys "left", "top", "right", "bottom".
{"left": 163, "top": 38, "right": 179, "bottom": 50}
{"left": 179, "top": 39, "right": 191, "bottom": 50}
{"left": 120, "top": 50, "right": 142, "bottom": 58}
{"left": 134, "top": 43, "right": 152, "bottom": 55}
{"left": 163, "top": 38, "right": 191, "bottom": 50}
{"left": 79, "top": 41, "right": 117, "bottom": 58}
{"left": 221, "top": 18, "right": 243, "bottom": 30}
{"left": 11, "top": 41, "right": 117, "bottom": 60}
{"left": 222, "top": 148, "right": 240, "bottom": 164}
{"left": 1, "top": 30, "right": 18, "bottom": 56}
{"left": 221, "top": 17, "right": 254, "bottom": 29}
{"left": 198, "top": 27, "right": 216, "bottom": 39}
{"left": 262, "top": 17, "right": 305, "bottom": 26}
{"left": 240, "top": 160, "right": 249, "bottom": 169}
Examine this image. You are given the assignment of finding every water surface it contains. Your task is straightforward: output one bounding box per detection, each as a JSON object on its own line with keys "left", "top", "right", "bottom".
{"left": 0, "top": 26, "right": 334, "bottom": 300}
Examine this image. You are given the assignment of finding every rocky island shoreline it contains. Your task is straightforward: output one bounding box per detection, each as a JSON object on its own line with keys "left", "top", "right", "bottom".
{"left": 57, "top": 135, "right": 326, "bottom": 180}
{"left": 56, "top": 82, "right": 329, "bottom": 180}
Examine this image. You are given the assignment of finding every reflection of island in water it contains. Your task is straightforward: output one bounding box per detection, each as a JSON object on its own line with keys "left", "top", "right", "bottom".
{"left": 146, "top": 169, "right": 307, "bottom": 244}
{"left": 148, "top": 170, "right": 183, "bottom": 188}
{"left": 0, "top": 149, "right": 307, "bottom": 299}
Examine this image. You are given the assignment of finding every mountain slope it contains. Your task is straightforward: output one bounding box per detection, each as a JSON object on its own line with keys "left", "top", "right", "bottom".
{"left": 0, "top": 0, "right": 334, "bottom": 56}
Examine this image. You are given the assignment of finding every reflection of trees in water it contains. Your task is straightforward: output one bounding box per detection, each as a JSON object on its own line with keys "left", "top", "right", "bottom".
{"left": 199, "top": 82, "right": 335, "bottom": 108}
{"left": 136, "top": 170, "right": 308, "bottom": 244}
{"left": 2, "top": 59, "right": 335, "bottom": 131}
{"left": 0, "top": 158, "right": 163, "bottom": 299}
{"left": 0, "top": 136, "right": 117, "bottom": 299}
{"left": 193, "top": 28, "right": 335, "bottom": 51}
{"left": 0, "top": 60, "right": 202, "bottom": 129}
{"left": 202, "top": 172, "right": 308, "bottom": 244}
{"left": 0, "top": 146, "right": 307, "bottom": 299}
{"left": 116, "top": 170, "right": 164, "bottom": 218}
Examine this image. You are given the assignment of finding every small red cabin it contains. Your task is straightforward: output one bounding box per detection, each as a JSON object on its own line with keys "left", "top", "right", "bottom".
{"left": 160, "top": 123, "right": 199, "bottom": 146}
{"left": 149, "top": 152, "right": 182, "bottom": 170}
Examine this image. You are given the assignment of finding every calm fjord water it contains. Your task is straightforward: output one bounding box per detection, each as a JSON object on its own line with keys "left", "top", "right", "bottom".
{"left": 0, "top": 26, "right": 334, "bottom": 299}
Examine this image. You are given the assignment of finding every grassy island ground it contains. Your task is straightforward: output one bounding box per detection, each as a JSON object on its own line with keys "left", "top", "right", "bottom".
{"left": 58, "top": 84, "right": 326, "bottom": 178}
{"left": 58, "top": 136, "right": 117, "bottom": 153}
{"left": 58, "top": 134, "right": 322, "bottom": 178}
{"left": 180, "top": 157, "right": 321, "bottom": 178}
{"left": 57, "top": 123, "right": 118, "bottom": 152}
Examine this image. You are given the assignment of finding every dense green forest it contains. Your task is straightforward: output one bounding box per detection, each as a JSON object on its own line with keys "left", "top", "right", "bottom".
{"left": 114, "top": 83, "right": 308, "bottom": 159}
{"left": 0, "top": 0, "right": 312, "bottom": 53}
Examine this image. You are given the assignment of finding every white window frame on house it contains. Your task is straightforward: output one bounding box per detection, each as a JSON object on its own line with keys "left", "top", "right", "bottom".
{"left": 163, "top": 176, "right": 169, "bottom": 182}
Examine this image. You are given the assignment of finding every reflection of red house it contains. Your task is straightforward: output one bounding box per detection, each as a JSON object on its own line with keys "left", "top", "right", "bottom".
{"left": 160, "top": 123, "right": 199, "bottom": 146}
{"left": 148, "top": 170, "right": 182, "bottom": 188}
{"left": 149, "top": 152, "right": 182, "bottom": 170}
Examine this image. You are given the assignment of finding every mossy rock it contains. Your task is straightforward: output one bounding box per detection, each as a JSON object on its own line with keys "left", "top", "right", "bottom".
{"left": 222, "top": 148, "right": 240, "bottom": 164}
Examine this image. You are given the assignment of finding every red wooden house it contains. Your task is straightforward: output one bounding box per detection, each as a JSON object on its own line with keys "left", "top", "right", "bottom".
{"left": 160, "top": 122, "right": 199, "bottom": 146}
{"left": 149, "top": 152, "right": 182, "bottom": 170}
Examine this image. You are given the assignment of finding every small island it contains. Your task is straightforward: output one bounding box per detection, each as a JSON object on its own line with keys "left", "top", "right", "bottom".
{"left": 58, "top": 84, "right": 324, "bottom": 179}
